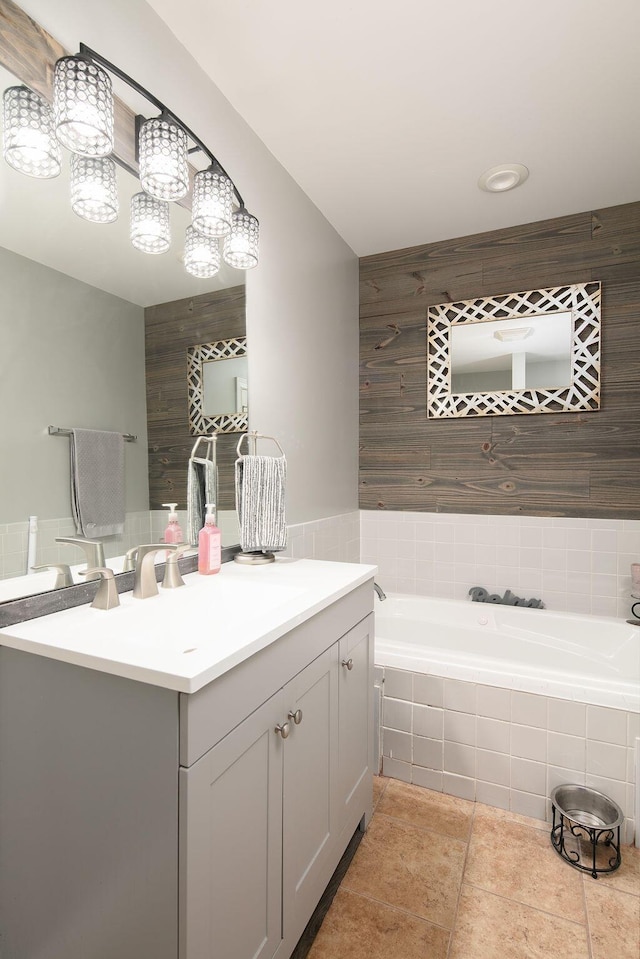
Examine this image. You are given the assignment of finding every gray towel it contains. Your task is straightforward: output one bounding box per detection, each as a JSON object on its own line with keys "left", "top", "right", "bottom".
{"left": 70, "top": 429, "right": 125, "bottom": 538}
{"left": 235, "top": 455, "right": 287, "bottom": 553}
{"left": 187, "top": 456, "right": 217, "bottom": 545}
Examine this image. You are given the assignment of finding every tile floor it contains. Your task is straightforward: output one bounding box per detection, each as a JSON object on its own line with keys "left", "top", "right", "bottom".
{"left": 308, "top": 777, "right": 640, "bottom": 959}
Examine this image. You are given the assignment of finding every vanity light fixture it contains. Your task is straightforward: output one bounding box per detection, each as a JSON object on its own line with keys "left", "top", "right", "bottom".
{"left": 1, "top": 42, "right": 259, "bottom": 273}
{"left": 184, "top": 225, "right": 220, "bottom": 278}
{"left": 2, "top": 85, "right": 61, "bottom": 178}
{"left": 478, "top": 163, "right": 529, "bottom": 193}
{"left": 192, "top": 161, "right": 234, "bottom": 237}
{"left": 138, "top": 114, "right": 189, "bottom": 202}
{"left": 130, "top": 192, "right": 171, "bottom": 254}
{"left": 70, "top": 154, "right": 118, "bottom": 223}
{"left": 223, "top": 207, "right": 260, "bottom": 270}
{"left": 53, "top": 55, "right": 114, "bottom": 157}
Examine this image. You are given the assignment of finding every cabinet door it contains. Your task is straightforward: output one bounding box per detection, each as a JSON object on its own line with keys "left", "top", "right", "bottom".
{"left": 338, "top": 613, "right": 374, "bottom": 831}
{"left": 179, "top": 690, "right": 285, "bottom": 959}
{"left": 281, "top": 645, "right": 338, "bottom": 949}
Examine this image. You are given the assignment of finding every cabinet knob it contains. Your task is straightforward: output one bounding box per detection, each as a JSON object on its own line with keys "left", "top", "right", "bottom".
{"left": 341, "top": 658, "right": 354, "bottom": 671}
{"left": 275, "top": 722, "right": 290, "bottom": 739}
{"left": 288, "top": 708, "right": 303, "bottom": 725}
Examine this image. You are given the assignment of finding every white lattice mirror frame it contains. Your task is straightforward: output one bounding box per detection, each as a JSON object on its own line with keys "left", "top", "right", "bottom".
{"left": 187, "top": 336, "right": 248, "bottom": 434}
{"left": 426, "top": 282, "right": 601, "bottom": 418}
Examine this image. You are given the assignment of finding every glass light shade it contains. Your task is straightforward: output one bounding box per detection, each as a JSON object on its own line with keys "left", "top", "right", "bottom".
{"left": 222, "top": 207, "right": 259, "bottom": 270}
{"left": 70, "top": 154, "right": 118, "bottom": 223}
{"left": 54, "top": 55, "right": 114, "bottom": 157}
{"left": 130, "top": 192, "right": 170, "bottom": 254}
{"left": 2, "top": 86, "right": 61, "bottom": 178}
{"left": 184, "top": 226, "right": 220, "bottom": 278}
{"left": 138, "top": 115, "right": 188, "bottom": 201}
{"left": 192, "top": 164, "right": 234, "bottom": 237}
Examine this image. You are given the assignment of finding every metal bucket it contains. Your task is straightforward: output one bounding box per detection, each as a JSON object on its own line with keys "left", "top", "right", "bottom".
{"left": 550, "top": 784, "right": 624, "bottom": 878}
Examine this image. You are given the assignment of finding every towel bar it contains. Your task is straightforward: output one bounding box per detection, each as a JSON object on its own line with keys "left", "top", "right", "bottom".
{"left": 48, "top": 425, "right": 137, "bottom": 442}
{"left": 236, "top": 430, "right": 284, "bottom": 457}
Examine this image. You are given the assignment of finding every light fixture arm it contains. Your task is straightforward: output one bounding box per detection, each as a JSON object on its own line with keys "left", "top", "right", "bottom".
{"left": 78, "top": 42, "right": 245, "bottom": 208}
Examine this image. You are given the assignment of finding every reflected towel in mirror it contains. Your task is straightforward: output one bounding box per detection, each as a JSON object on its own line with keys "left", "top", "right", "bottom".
{"left": 70, "top": 429, "right": 125, "bottom": 537}
{"left": 187, "top": 455, "right": 217, "bottom": 545}
{"left": 235, "top": 455, "right": 287, "bottom": 553}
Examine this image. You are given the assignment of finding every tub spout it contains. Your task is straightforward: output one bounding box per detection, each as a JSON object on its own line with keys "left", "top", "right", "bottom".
{"left": 373, "top": 582, "right": 387, "bottom": 602}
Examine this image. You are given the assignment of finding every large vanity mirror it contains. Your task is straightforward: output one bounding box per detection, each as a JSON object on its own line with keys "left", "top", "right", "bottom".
{"left": 0, "top": 30, "right": 248, "bottom": 603}
{"left": 427, "top": 282, "right": 601, "bottom": 418}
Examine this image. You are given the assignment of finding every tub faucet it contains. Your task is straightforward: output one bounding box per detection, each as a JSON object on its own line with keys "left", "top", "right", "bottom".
{"left": 56, "top": 536, "right": 105, "bottom": 581}
{"left": 373, "top": 582, "right": 387, "bottom": 602}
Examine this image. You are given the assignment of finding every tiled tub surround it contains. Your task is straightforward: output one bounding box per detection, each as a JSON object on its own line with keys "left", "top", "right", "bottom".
{"left": 377, "top": 667, "right": 638, "bottom": 846}
{"left": 361, "top": 510, "right": 640, "bottom": 618}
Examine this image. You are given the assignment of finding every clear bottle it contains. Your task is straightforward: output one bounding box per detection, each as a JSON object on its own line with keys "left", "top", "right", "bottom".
{"left": 162, "top": 503, "right": 184, "bottom": 545}
{"left": 198, "top": 503, "right": 221, "bottom": 575}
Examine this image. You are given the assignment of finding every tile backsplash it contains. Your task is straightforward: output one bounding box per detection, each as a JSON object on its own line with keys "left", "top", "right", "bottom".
{"left": 361, "top": 510, "right": 640, "bottom": 618}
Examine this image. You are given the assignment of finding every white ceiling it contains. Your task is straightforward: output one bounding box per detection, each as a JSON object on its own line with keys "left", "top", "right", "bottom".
{"left": 147, "top": 0, "right": 640, "bottom": 257}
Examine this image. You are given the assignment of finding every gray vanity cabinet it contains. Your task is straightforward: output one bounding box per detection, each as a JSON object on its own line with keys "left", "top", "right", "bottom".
{"left": 0, "top": 580, "right": 374, "bottom": 959}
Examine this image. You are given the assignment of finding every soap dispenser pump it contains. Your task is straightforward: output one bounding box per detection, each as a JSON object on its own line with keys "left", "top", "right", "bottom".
{"left": 198, "top": 503, "right": 221, "bottom": 575}
{"left": 162, "top": 503, "right": 184, "bottom": 545}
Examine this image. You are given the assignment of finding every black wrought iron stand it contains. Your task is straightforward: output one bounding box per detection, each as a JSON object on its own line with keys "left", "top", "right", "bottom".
{"left": 550, "top": 784, "right": 623, "bottom": 879}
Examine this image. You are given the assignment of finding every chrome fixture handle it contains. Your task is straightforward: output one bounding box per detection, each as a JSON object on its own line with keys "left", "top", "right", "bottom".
{"left": 132, "top": 544, "right": 177, "bottom": 599}
{"left": 56, "top": 536, "right": 105, "bottom": 580}
{"left": 341, "top": 658, "right": 354, "bottom": 671}
{"left": 275, "top": 722, "right": 290, "bottom": 739}
{"left": 80, "top": 567, "right": 119, "bottom": 610}
{"left": 162, "top": 544, "right": 193, "bottom": 589}
{"left": 31, "top": 563, "right": 73, "bottom": 588}
{"left": 373, "top": 582, "right": 387, "bottom": 601}
{"left": 287, "top": 709, "right": 303, "bottom": 725}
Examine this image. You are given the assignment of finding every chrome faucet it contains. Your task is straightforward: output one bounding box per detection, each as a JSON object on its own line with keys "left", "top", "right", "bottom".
{"left": 56, "top": 536, "right": 105, "bottom": 581}
{"left": 133, "top": 544, "right": 177, "bottom": 599}
{"left": 373, "top": 582, "right": 387, "bottom": 601}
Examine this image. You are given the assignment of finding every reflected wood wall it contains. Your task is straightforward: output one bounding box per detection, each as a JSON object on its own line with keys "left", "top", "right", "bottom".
{"left": 359, "top": 201, "right": 640, "bottom": 518}
{"left": 145, "top": 285, "right": 245, "bottom": 511}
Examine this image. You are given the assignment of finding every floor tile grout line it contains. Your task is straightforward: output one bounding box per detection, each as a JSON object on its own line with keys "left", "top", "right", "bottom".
{"left": 581, "top": 875, "right": 595, "bottom": 959}
{"left": 445, "top": 799, "right": 475, "bottom": 959}
{"left": 373, "top": 809, "right": 471, "bottom": 846}
{"left": 461, "top": 878, "right": 590, "bottom": 930}
{"left": 337, "top": 883, "right": 455, "bottom": 935}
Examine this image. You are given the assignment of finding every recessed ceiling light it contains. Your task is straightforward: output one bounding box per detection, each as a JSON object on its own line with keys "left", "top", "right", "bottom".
{"left": 478, "top": 163, "right": 529, "bottom": 193}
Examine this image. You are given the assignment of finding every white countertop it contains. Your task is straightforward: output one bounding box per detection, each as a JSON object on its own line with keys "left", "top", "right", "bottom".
{"left": 0, "top": 558, "right": 377, "bottom": 693}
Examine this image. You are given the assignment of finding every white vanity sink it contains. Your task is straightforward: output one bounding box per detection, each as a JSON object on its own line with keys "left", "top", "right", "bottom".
{"left": 0, "top": 558, "right": 377, "bottom": 692}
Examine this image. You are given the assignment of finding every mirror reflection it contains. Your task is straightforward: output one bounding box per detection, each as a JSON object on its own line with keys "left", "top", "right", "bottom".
{"left": 203, "top": 356, "right": 248, "bottom": 416}
{"left": 0, "top": 62, "right": 246, "bottom": 603}
{"left": 450, "top": 312, "right": 573, "bottom": 393}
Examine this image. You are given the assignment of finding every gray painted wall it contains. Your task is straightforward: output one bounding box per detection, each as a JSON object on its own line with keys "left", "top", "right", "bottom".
{"left": 0, "top": 246, "right": 149, "bottom": 524}
{"left": 20, "top": 0, "right": 360, "bottom": 527}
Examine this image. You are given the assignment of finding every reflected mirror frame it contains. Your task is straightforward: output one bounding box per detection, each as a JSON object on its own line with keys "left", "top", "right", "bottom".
{"left": 187, "top": 336, "right": 248, "bottom": 434}
{"left": 426, "top": 282, "right": 601, "bottom": 418}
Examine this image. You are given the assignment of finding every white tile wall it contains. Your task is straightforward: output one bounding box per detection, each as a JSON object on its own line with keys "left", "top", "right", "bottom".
{"left": 282, "top": 511, "right": 361, "bottom": 563}
{"left": 0, "top": 511, "right": 153, "bottom": 582}
{"left": 361, "top": 510, "right": 640, "bottom": 618}
{"left": 379, "top": 667, "right": 637, "bottom": 844}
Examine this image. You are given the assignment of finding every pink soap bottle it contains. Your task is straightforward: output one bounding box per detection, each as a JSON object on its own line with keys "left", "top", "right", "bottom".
{"left": 198, "top": 503, "right": 221, "bottom": 575}
{"left": 163, "top": 503, "right": 184, "bottom": 544}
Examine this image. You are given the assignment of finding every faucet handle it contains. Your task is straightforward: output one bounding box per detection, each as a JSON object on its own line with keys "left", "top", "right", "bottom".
{"left": 79, "top": 567, "right": 119, "bottom": 610}
{"left": 31, "top": 563, "right": 74, "bottom": 588}
{"left": 122, "top": 545, "right": 139, "bottom": 573}
{"left": 162, "top": 544, "right": 193, "bottom": 590}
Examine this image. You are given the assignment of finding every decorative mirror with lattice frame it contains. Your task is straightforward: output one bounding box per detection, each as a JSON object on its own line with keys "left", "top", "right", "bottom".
{"left": 188, "top": 336, "right": 248, "bottom": 434}
{"left": 427, "top": 283, "right": 601, "bottom": 418}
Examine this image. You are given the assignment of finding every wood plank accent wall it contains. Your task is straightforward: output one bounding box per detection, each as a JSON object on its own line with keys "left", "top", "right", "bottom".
{"left": 360, "top": 201, "right": 640, "bottom": 519}
{"left": 145, "top": 285, "right": 245, "bottom": 511}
